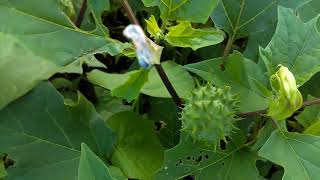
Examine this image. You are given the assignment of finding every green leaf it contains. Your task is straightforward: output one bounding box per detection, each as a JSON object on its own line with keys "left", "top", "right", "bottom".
{"left": 211, "top": 0, "right": 310, "bottom": 60}
{"left": 260, "top": 6, "right": 320, "bottom": 86}
{"left": 298, "top": 0, "right": 320, "bottom": 24}
{"left": 0, "top": 82, "right": 115, "bottom": 179}
{"left": 164, "top": 21, "right": 225, "bottom": 50}
{"left": 156, "top": 133, "right": 260, "bottom": 179}
{"left": 296, "top": 96, "right": 320, "bottom": 128}
{"left": 300, "top": 73, "right": 320, "bottom": 98}
{"left": 142, "top": 0, "right": 220, "bottom": 23}
{"left": 94, "top": 87, "right": 131, "bottom": 120}
{"left": 259, "top": 130, "right": 320, "bottom": 180}
{"left": 88, "top": 61, "right": 195, "bottom": 99}
{"left": 60, "top": 55, "right": 107, "bottom": 74}
{"left": 88, "top": 68, "right": 149, "bottom": 102}
{"left": 185, "top": 51, "right": 270, "bottom": 112}
{"left": 0, "top": 1, "right": 127, "bottom": 109}
{"left": 251, "top": 120, "right": 275, "bottom": 151}
{"left": 142, "top": 61, "right": 195, "bottom": 98}
{"left": 148, "top": 98, "right": 181, "bottom": 148}
{"left": 0, "top": 33, "right": 60, "bottom": 110}
{"left": 59, "top": 0, "right": 76, "bottom": 20}
{"left": 304, "top": 121, "right": 320, "bottom": 136}
{"left": 87, "top": 0, "right": 111, "bottom": 36}
{"left": 295, "top": 96, "right": 320, "bottom": 136}
{"left": 71, "top": 0, "right": 109, "bottom": 32}
{"left": 145, "top": 15, "right": 163, "bottom": 39}
{"left": 88, "top": 70, "right": 135, "bottom": 92}
{"left": 108, "top": 111, "right": 165, "bottom": 180}
{"left": 0, "top": 155, "right": 7, "bottom": 179}
{"left": 78, "top": 143, "right": 126, "bottom": 180}
{"left": 112, "top": 68, "right": 149, "bottom": 102}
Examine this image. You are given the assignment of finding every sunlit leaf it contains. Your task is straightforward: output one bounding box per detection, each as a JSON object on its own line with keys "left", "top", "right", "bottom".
{"left": 145, "top": 15, "right": 163, "bottom": 39}
{"left": 141, "top": 0, "right": 220, "bottom": 23}
{"left": 165, "top": 21, "right": 225, "bottom": 50}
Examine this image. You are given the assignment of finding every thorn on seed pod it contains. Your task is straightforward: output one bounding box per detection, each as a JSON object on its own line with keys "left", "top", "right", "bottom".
{"left": 181, "top": 83, "right": 239, "bottom": 149}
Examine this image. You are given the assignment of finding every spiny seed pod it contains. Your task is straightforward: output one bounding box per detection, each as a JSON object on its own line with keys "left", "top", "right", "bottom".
{"left": 181, "top": 84, "right": 239, "bottom": 147}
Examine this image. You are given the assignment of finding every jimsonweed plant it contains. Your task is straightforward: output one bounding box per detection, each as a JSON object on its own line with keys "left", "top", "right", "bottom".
{"left": 1, "top": 0, "right": 320, "bottom": 180}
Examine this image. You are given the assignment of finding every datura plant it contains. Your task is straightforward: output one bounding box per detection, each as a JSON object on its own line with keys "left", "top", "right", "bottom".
{"left": 268, "top": 65, "right": 303, "bottom": 120}
{"left": 2, "top": 1, "right": 320, "bottom": 180}
{"left": 180, "top": 83, "right": 239, "bottom": 147}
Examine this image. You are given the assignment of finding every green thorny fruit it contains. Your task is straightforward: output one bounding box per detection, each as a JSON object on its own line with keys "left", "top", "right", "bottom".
{"left": 268, "top": 65, "right": 303, "bottom": 120}
{"left": 181, "top": 83, "right": 240, "bottom": 148}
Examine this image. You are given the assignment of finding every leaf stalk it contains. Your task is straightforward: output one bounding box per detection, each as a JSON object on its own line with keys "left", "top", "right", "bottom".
{"left": 74, "top": 0, "right": 87, "bottom": 27}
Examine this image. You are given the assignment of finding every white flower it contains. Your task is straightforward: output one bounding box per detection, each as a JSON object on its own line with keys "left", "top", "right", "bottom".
{"left": 123, "top": 24, "right": 163, "bottom": 68}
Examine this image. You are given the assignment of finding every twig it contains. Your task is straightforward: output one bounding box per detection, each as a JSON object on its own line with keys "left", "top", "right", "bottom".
{"left": 237, "top": 97, "right": 320, "bottom": 118}
{"left": 155, "top": 64, "right": 184, "bottom": 108}
{"left": 302, "top": 98, "right": 320, "bottom": 107}
{"left": 122, "top": 0, "right": 184, "bottom": 108}
{"left": 74, "top": 0, "right": 87, "bottom": 27}
{"left": 122, "top": 0, "right": 139, "bottom": 25}
{"left": 223, "top": 36, "right": 233, "bottom": 57}
{"left": 237, "top": 109, "right": 267, "bottom": 118}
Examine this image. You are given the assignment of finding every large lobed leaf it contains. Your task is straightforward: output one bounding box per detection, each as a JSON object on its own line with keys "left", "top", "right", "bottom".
{"left": 259, "top": 130, "right": 320, "bottom": 180}
{"left": 156, "top": 133, "right": 260, "bottom": 180}
{"left": 211, "top": 0, "right": 310, "bottom": 60}
{"left": 142, "top": 0, "right": 220, "bottom": 23}
{"left": 298, "top": 0, "right": 320, "bottom": 26}
{"left": 0, "top": 82, "right": 116, "bottom": 179}
{"left": 0, "top": 0, "right": 127, "bottom": 109}
{"left": 260, "top": 7, "right": 320, "bottom": 86}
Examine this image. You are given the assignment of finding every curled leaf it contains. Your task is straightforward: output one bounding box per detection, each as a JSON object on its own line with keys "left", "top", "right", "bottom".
{"left": 145, "top": 15, "right": 163, "bottom": 40}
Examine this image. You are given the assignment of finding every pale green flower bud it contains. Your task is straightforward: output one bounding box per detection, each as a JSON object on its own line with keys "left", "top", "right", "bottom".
{"left": 268, "top": 65, "right": 303, "bottom": 120}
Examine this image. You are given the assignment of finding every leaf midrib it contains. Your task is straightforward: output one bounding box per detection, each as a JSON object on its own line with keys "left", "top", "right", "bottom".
{"left": 279, "top": 131, "right": 311, "bottom": 180}
{"left": 0, "top": 5, "right": 105, "bottom": 39}
{"left": 0, "top": 126, "right": 80, "bottom": 153}
{"left": 161, "top": 0, "right": 189, "bottom": 13}
{"left": 221, "top": 0, "right": 277, "bottom": 40}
